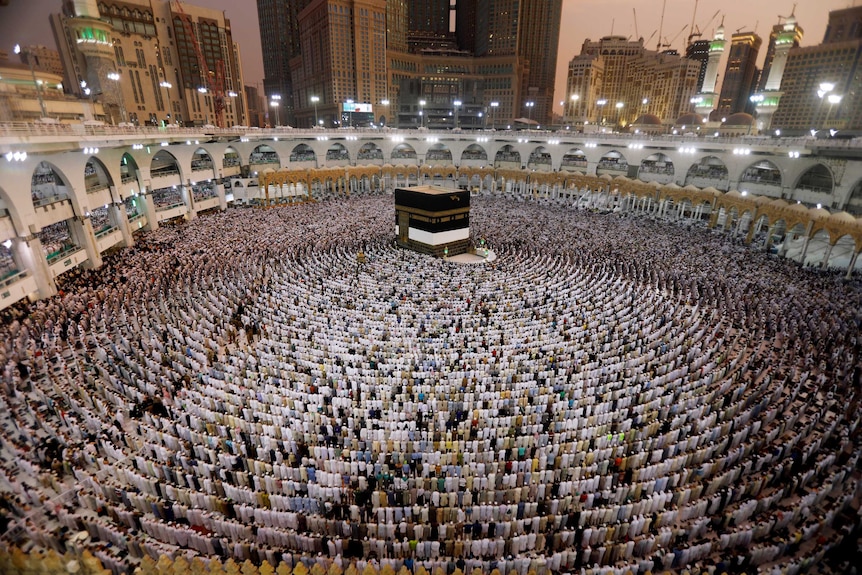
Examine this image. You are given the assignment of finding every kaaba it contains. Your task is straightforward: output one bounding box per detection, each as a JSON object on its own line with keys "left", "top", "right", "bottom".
{"left": 394, "top": 186, "right": 470, "bottom": 257}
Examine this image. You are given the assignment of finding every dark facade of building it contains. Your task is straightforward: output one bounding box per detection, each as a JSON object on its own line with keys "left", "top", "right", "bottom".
{"left": 772, "top": 7, "right": 862, "bottom": 132}
{"left": 256, "top": 0, "right": 310, "bottom": 126}
{"left": 685, "top": 39, "right": 710, "bottom": 93}
{"left": 717, "top": 32, "right": 762, "bottom": 117}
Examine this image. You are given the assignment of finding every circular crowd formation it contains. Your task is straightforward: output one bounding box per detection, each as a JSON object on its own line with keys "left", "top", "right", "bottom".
{"left": 0, "top": 194, "right": 861, "bottom": 575}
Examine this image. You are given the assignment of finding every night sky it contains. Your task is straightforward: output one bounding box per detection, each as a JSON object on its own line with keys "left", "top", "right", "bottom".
{"left": 0, "top": 0, "right": 854, "bottom": 113}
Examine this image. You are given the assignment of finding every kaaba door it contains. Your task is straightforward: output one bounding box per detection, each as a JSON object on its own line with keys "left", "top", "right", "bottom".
{"left": 398, "top": 212, "right": 409, "bottom": 244}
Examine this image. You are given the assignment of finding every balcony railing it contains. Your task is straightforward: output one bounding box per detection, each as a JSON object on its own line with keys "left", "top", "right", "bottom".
{"left": 46, "top": 245, "right": 82, "bottom": 265}
{"left": 0, "top": 270, "right": 27, "bottom": 290}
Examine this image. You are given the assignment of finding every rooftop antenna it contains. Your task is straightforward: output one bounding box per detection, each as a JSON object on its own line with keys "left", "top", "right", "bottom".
{"left": 657, "top": 0, "right": 667, "bottom": 51}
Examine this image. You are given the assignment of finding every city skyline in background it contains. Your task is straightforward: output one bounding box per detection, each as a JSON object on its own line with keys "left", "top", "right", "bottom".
{"left": 0, "top": 0, "right": 853, "bottom": 117}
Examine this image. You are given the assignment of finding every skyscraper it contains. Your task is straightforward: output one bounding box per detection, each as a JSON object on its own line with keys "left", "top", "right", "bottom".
{"left": 289, "top": 0, "right": 389, "bottom": 128}
{"left": 772, "top": 7, "right": 862, "bottom": 133}
{"left": 256, "top": 0, "right": 310, "bottom": 126}
{"left": 716, "top": 32, "right": 762, "bottom": 117}
{"left": 269, "top": 0, "right": 563, "bottom": 128}
{"left": 750, "top": 14, "right": 803, "bottom": 132}
{"left": 685, "top": 39, "right": 710, "bottom": 93}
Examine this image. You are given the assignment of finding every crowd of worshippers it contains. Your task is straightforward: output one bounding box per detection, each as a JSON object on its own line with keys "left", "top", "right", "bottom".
{"left": 0, "top": 191, "right": 861, "bottom": 575}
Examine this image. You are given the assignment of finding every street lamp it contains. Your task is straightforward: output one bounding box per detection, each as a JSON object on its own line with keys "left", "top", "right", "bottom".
{"left": 568, "top": 94, "right": 580, "bottom": 124}
{"left": 525, "top": 101, "right": 535, "bottom": 125}
{"left": 346, "top": 98, "right": 354, "bottom": 128}
{"left": 15, "top": 44, "right": 47, "bottom": 118}
{"left": 597, "top": 99, "right": 608, "bottom": 127}
{"left": 419, "top": 99, "right": 426, "bottom": 128}
{"left": 310, "top": 96, "right": 320, "bottom": 128}
{"left": 489, "top": 101, "right": 499, "bottom": 129}
{"left": 615, "top": 101, "right": 624, "bottom": 126}
{"left": 380, "top": 99, "right": 390, "bottom": 127}
{"left": 270, "top": 94, "right": 281, "bottom": 128}
{"left": 825, "top": 93, "right": 843, "bottom": 128}
{"left": 453, "top": 100, "right": 462, "bottom": 129}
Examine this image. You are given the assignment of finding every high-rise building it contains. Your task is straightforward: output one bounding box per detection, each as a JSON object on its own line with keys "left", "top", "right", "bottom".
{"left": 274, "top": 0, "right": 562, "bottom": 129}
{"left": 565, "top": 36, "right": 700, "bottom": 128}
{"left": 685, "top": 39, "right": 710, "bottom": 93}
{"left": 256, "top": 0, "right": 310, "bottom": 126}
{"left": 716, "top": 31, "right": 762, "bottom": 117}
{"left": 516, "top": 0, "right": 563, "bottom": 125}
{"left": 772, "top": 7, "right": 862, "bottom": 133}
{"left": 289, "top": 0, "right": 389, "bottom": 129}
{"left": 408, "top": 1, "right": 450, "bottom": 37}
{"left": 750, "top": 14, "right": 803, "bottom": 132}
{"left": 52, "top": 0, "right": 247, "bottom": 127}
{"left": 244, "top": 85, "right": 266, "bottom": 128}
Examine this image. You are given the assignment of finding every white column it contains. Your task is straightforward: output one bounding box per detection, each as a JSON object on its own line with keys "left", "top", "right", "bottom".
{"left": 108, "top": 202, "right": 133, "bottom": 248}
{"left": 217, "top": 182, "right": 228, "bottom": 211}
{"left": 141, "top": 192, "right": 159, "bottom": 231}
{"left": 821, "top": 242, "right": 834, "bottom": 269}
{"left": 11, "top": 236, "right": 57, "bottom": 300}
{"left": 67, "top": 216, "right": 103, "bottom": 270}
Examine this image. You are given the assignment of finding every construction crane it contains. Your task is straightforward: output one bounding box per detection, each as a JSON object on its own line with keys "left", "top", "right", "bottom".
{"left": 173, "top": 0, "right": 226, "bottom": 128}
{"left": 633, "top": 8, "right": 640, "bottom": 41}
{"left": 688, "top": 9, "right": 721, "bottom": 46}
{"left": 659, "top": 25, "right": 688, "bottom": 52}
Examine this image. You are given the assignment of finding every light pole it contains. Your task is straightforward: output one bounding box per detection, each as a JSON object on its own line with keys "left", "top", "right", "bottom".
{"left": 569, "top": 94, "right": 580, "bottom": 125}
{"left": 419, "top": 99, "right": 426, "bottom": 128}
{"left": 597, "top": 99, "right": 607, "bottom": 128}
{"left": 14, "top": 44, "right": 47, "bottom": 118}
{"left": 380, "top": 99, "right": 390, "bottom": 127}
{"left": 489, "top": 101, "right": 499, "bottom": 129}
{"left": 159, "top": 82, "right": 173, "bottom": 125}
{"left": 615, "top": 101, "right": 624, "bottom": 127}
{"left": 346, "top": 98, "right": 354, "bottom": 128}
{"left": 453, "top": 99, "right": 462, "bottom": 129}
{"left": 270, "top": 94, "right": 281, "bottom": 128}
{"left": 816, "top": 82, "right": 835, "bottom": 131}
{"left": 310, "top": 95, "right": 319, "bottom": 128}
{"left": 825, "top": 93, "right": 843, "bottom": 129}
{"left": 525, "top": 101, "right": 535, "bottom": 125}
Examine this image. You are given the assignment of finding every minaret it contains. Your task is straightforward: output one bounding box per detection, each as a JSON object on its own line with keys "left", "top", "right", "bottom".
{"left": 752, "top": 8, "right": 804, "bottom": 132}
{"left": 62, "top": 0, "right": 125, "bottom": 123}
{"left": 692, "top": 20, "right": 726, "bottom": 119}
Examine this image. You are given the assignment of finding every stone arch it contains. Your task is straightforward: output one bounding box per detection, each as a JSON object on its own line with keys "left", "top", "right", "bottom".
{"left": 795, "top": 163, "right": 834, "bottom": 195}
{"left": 494, "top": 145, "right": 521, "bottom": 168}
{"left": 190, "top": 147, "right": 215, "bottom": 176}
{"left": 289, "top": 143, "right": 317, "bottom": 165}
{"left": 426, "top": 143, "right": 453, "bottom": 163}
{"left": 685, "top": 156, "right": 729, "bottom": 189}
{"left": 740, "top": 159, "right": 782, "bottom": 188}
{"left": 391, "top": 143, "right": 417, "bottom": 161}
{"left": 250, "top": 144, "right": 281, "bottom": 168}
{"left": 527, "top": 146, "right": 552, "bottom": 171}
{"left": 31, "top": 161, "right": 73, "bottom": 209}
{"left": 561, "top": 148, "right": 588, "bottom": 172}
{"left": 84, "top": 156, "right": 115, "bottom": 194}
{"left": 597, "top": 150, "right": 628, "bottom": 175}
{"left": 325, "top": 143, "right": 351, "bottom": 163}
{"left": 848, "top": 178, "right": 862, "bottom": 216}
{"left": 223, "top": 146, "right": 241, "bottom": 169}
{"left": 150, "top": 150, "right": 182, "bottom": 179}
{"left": 357, "top": 143, "right": 384, "bottom": 163}
{"left": 460, "top": 144, "right": 488, "bottom": 164}
{"left": 639, "top": 153, "right": 674, "bottom": 177}
{"left": 638, "top": 153, "right": 674, "bottom": 183}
